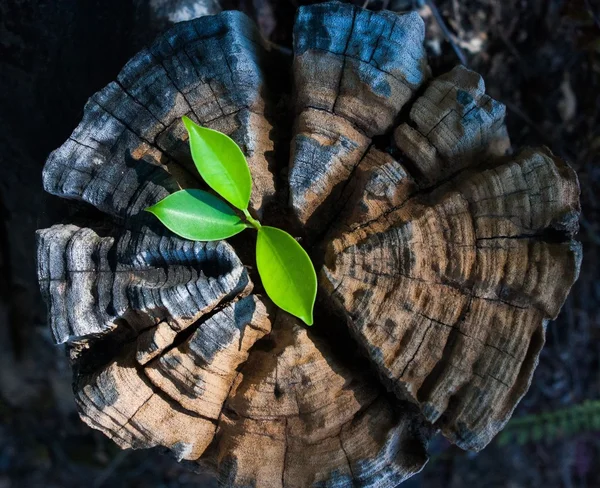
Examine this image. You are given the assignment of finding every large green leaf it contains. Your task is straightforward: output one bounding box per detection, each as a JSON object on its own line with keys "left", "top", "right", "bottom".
{"left": 146, "top": 189, "right": 248, "bottom": 241}
{"left": 256, "top": 226, "right": 317, "bottom": 325}
{"left": 182, "top": 116, "right": 252, "bottom": 210}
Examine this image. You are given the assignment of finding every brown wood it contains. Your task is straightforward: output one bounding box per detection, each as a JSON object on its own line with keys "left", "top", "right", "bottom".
{"left": 36, "top": 2, "right": 581, "bottom": 486}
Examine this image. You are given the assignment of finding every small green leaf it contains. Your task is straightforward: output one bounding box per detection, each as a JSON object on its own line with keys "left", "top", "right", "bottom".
{"left": 146, "top": 189, "right": 248, "bottom": 241}
{"left": 256, "top": 226, "right": 317, "bottom": 325}
{"left": 182, "top": 116, "right": 252, "bottom": 210}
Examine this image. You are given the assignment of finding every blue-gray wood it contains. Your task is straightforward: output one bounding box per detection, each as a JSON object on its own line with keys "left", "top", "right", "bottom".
{"left": 36, "top": 224, "right": 250, "bottom": 344}
{"left": 394, "top": 65, "right": 508, "bottom": 186}
{"left": 42, "top": 11, "right": 280, "bottom": 220}
{"left": 289, "top": 2, "right": 429, "bottom": 231}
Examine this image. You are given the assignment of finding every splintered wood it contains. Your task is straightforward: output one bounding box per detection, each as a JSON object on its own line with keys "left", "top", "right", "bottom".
{"left": 36, "top": 2, "right": 580, "bottom": 486}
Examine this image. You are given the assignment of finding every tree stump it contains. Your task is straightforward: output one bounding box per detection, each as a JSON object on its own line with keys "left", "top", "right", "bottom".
{"left": 36, "top": 2, "right": 581, "bottom": 486}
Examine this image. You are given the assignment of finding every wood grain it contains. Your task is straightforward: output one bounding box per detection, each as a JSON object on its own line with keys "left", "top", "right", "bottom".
{"left": 289, "top": 2, "right": 430, "bottom": 231}
{"left": 321, "top": 144, "right": 581, "bottom": 451}
{"left": 205, "top": 314, "right": 430, "bottom": 487}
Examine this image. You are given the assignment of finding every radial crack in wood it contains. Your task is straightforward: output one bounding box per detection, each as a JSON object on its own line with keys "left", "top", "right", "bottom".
{"left": 70, "top": 296, "right": 272, "bottom": 462}
{"left": 144, "top": 295, "right": 273, "bottom": 419}
{"left": 202, "top": 314, "right": 431, "bottom": 487}
{"left": 289, "top": 2, "right": 430, "bottom": 231}
{"left": 394, "top": 65, "right": 510, "bottom": 187}
{"left": 321, "top": 145, "right": 581, "bottom": 451}
{"left": 146, "top": 13, "right": 282, "bottom": 214}
{"left": 36, "top": 223, "right": 251, "bottom": 344}
{"left": 75, "top": 348, "right": 217, "bottom": 461}
{"left": 43, "top": 11, "right": 281, "bottom": 219}
{"left": 330, "top": 146, "right": 419, "bottom": 231}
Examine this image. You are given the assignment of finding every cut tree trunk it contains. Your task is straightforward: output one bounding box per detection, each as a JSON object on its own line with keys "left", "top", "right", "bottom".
{"left": 36, "top": 2, "right": 581, "bottom": 486}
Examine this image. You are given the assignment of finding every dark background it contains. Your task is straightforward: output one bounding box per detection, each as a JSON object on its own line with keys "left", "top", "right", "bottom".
{"left": 0, "top": 0, "right": 598, "bottom": 486}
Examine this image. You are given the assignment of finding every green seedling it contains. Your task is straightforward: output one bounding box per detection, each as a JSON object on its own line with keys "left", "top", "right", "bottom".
{"left": 147, "top": 116, "right": 317, "bottom": 325}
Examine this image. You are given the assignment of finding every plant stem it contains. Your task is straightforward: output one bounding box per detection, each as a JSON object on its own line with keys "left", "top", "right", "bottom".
{"left": 243, "top": 209, "right": 262, "bottom": 230}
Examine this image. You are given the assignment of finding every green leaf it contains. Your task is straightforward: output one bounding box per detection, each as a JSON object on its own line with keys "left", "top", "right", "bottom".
{"left": 146, "top": 189, "right": 248, "bottom": 241}
{"left": 256, "top": 226, "right": 317, "bottom": 325}
{"left": 182, "top": 116, "right": 252, "bottom": 210}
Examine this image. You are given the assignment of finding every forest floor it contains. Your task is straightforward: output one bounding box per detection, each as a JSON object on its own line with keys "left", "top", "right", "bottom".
{"left": 0, "top": 0, "right": 598, "bottom": 487}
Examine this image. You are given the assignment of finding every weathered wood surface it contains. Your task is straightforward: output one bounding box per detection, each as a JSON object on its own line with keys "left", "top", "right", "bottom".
{"left": 36, "top": 1, "right": 581, "bottom": 486}
{"left": 290, "top": 3, "right": 430, "bottom": 231}
{"left": 321, "top": 145, "right": 580, "bottom": 451}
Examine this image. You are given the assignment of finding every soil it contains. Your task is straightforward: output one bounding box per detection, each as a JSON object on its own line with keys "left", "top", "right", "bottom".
{"left": 0, "top": 0, "right": 598, "bottom": 486}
